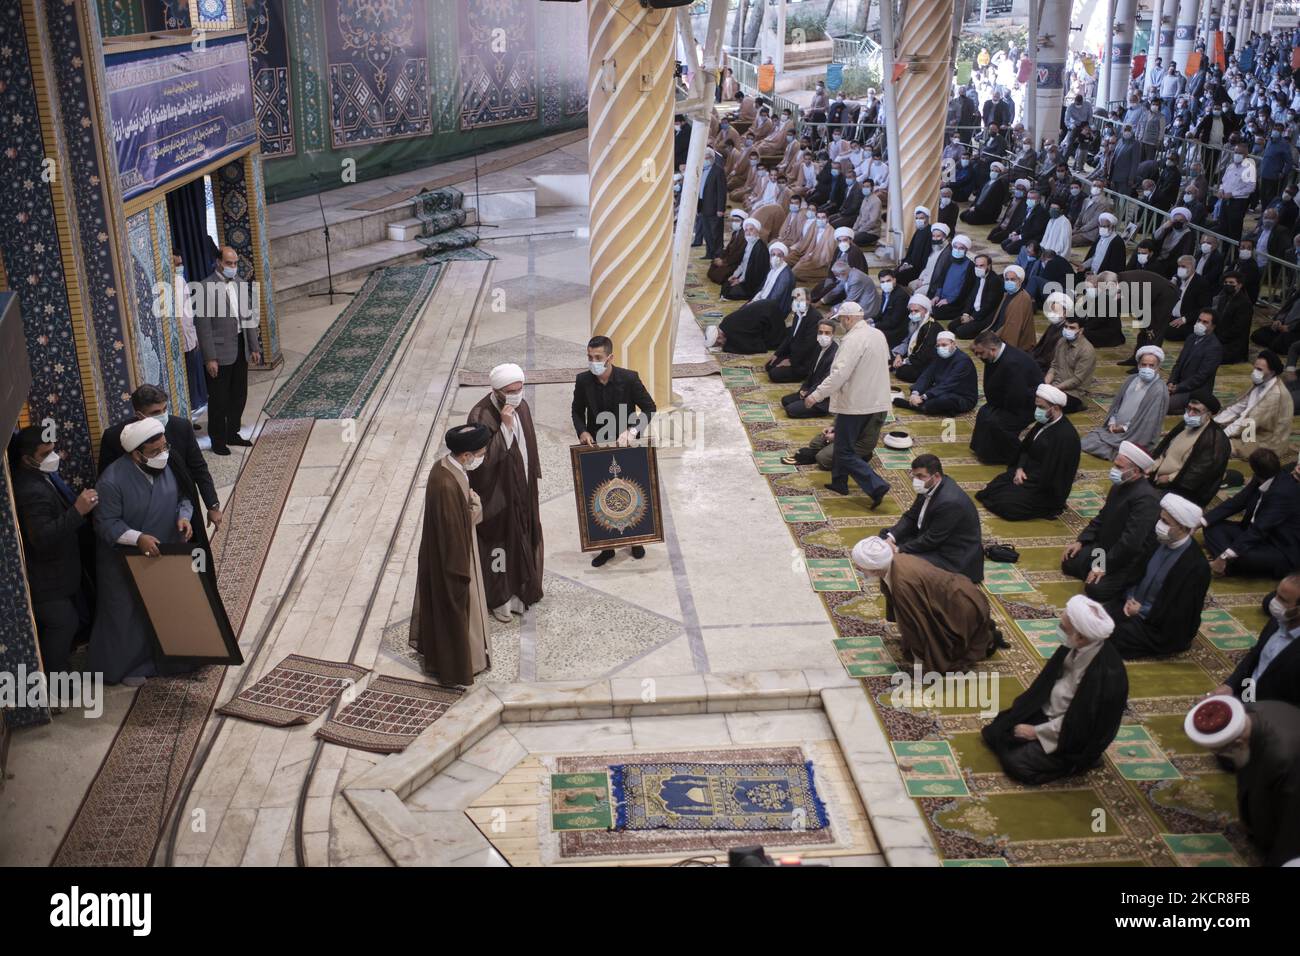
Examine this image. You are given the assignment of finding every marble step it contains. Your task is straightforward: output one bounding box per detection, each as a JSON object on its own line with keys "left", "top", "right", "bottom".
{"left": 271, "top": 203, "right": 417, "bottom": 271}
{"left": 274, "top": 237, "right": 429, "bottom": 304}
{"left": 461, "top": 186, "right": 537, "bottom": 222}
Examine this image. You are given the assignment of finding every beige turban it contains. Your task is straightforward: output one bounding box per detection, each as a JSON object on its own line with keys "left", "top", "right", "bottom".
{"left": 1170, "top": 206, "right": 1192, "bottom": 221}
{"left": 121, "top": 418, "right": 165, "bottom": 453}
{"left": 852, "top": 536, "right": 895, "bottom": 572}
{"left": 1161, "top": 493, "right": 1205, "bottom": 530}
{"left": 1036, "top": 383, "right": 1068, "bottom": 407}
{"left": 730, "top": 209, "right": 747, "bottom": 220}
{"left": 1184, "top": 695, "right": 1247, "bottom": 750}
{"left": 836, "top": 301, "right": 864, "bottom": 317}
{"left": 1065, "top": 594, "right": 1115, "bottom": 641}
{"left": 1117, "top": 440, "right": 1154, "bottom": 471}
{"left": 489, "top": 363, "right": 525, "bottom": 390}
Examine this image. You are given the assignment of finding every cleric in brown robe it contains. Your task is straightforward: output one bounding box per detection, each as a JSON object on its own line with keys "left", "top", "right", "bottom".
{"left": 468, "top": 363, "right": 544, "bottom": 623}
{"left": 852, "top": 537, "right": 999, "bottom": 672}
{"left": 410, "top": 423, "right": 491, "bottom": 687}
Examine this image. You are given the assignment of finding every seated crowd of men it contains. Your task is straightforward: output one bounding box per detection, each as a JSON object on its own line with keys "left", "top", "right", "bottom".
{"left": 692, "top": 53, "right": 1300, "bottom": 863}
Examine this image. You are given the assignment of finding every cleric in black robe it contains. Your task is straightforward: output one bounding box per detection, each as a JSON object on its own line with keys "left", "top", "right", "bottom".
{"left": 959, "top": 161, "right": 1009, "bottom": 225}
{"left": 976, "top": 383, "right": 1080, "bottom": 521}
{"left": 968, "top": 332, "right": 1043, "bottom": 466}
{"left": 1105, "top": 493, "right": 1213, "bottom": 659}
{"left": 711, "top": 241, "right": 795, "bottom": 354}
{"left": 720, "top": 218, "right": 769, "bottom": 301}
{"left": 1078, "top": 276, "right": 1127, "bottom": 348}
{"left": 983, "top": 594, "right": 1129, "bottom": 785}
{"left": 766, "top": 293, "right": 822, "bottom": 383}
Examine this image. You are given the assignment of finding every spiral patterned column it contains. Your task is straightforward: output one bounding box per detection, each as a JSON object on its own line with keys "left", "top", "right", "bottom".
{"left": 891, "top": 0, "right": 954, "bottom": 239}
{"left": 587, "top": 0, "right": 677, "bottom": 408}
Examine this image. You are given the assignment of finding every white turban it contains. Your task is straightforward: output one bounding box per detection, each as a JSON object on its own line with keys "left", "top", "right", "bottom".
{"left": 907, "top": 293, "right": 932, "bottom": 314}
{"left": 990, "top": 162, "right": 1006, "bottom": 172}
{"left": 836, "top": 301, "right": 864, "bottom": 317}
{"left": 743, "top": 217, "right": 762, "bottom": 231}
{"left": 1015, "top": 178, "right": 1031, "bottom": 190}
{"left": 1136, "top": 345, "right": 1165, "bottom": 364}
{"left": 1036, "top": 383, "right": 1068, "bottom": 407}
{"left": 1170, "top": 206, "right": 1192, "bottom": 221}
{"left": 931, "top": 222, "right": 951, "bottom": 237}
{"left": 952, "top": 233, "right": 972, "bottom": 250}
{"left": 770, "top": 241, "right": 789, "bottom": 256}
{"left": 1098, "top": 212, "right": 1118, "bottom": 226}
{"left": 121, "top": 418, "right": 165, "bottom": 453}
{"left": 730, "top": 208, "right": 747, "bottom": 220}
{"left": 1065, "top": 594, "right": 1115, "bottom": 641}
{"left": 1117, "top": 440, "right": 1154, "bottom": 471}
{"left": 834, "top": 226, "right": 855, "bottom": 240}
{"left": 1161, "top": 493, "right": 1205, "bottom": 530}
{"left": 936, "top": 329, "right": 957, "bottom": 343}
{"left": 1003, "top": 264, "right": 1024, "bottom": 281}
{"left": 489, "top": 363, "right": 525, "bottom": 390}
{"left": 852, "top": 536, "right": 895, "bottom": 572}
{"left": 1044, "top": 291, "right": 1074, "bottom": 317}
{"left": 914, "top": 205, "right": 931, "bottom": 217}
{"left": 1184, "top": 695, "right": 1247, "bottom": 750}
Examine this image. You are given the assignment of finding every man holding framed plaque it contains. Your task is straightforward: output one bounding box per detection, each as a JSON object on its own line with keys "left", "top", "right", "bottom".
{"left": 571, "top": 336, "right": 658, "bottom": 568}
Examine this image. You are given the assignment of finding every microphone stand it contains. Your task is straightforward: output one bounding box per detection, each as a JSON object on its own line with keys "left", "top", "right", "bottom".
{"left": 308, "top": 171, "right": 355, "bottom": 305}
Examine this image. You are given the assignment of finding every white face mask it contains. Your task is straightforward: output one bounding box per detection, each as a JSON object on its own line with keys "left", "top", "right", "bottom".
{"left": 911, "top": 477, "right": 930, "bottom": 494}
{"left": 915, "top": 217, "right": 927, "bottom": 229}
{"left": 1099, "top": 226, "right": 1111, "bottom": 237}
{"left": 939, "top": 197, "right": 951, "bottom": 207}
{"left": 1138, "top": 366, "right": 1158, "bottom": 382}
{"left": 590, "top": 361, "right": 607, "bottom": 376}
{"left": 1201, "top": 243, "right": 1213, "bottom": 254}
{"left": 974, "top": 266, "right": 988, "bottom": 278}
{"left": 837, "top": 241, "right": 850, "bottom": 252}
{"left": 1177, "top": 267, "right": 1189, "bottom": 278}
{"left": 1154, "top": 519, "right": 1172, "bottom": 544}
{"left": 1269, "top": 596, "right": 1295, "bottom": 625}
{"left": 816, "top": 333, "right": 833, "bottom": 348}
{"left": 464, "top": 454, "right": 485, "bottom": 472}
{"left": 221, "top": 265, "right": 238, "bottom": 279}
{"left": 936, "top": 345, "right": 954, "bottom": 359}
{"left": 1193, "top": 322, "right": 1208, "bottom": 337}
{"left": 38, "top": 451, "right": 60, "bottom": 474}
{"left": 1062, "top": 328, "right": 1078, "bottom": 341}
{"left": 502, "top": 391, "right": 524, "bottom": 407}
{"left": 146, "top": 450, "right": 169, "bottom": 470}
{"left": 770, "top": 255, "right": 784, "bottom": 268}
{"left": 880, "top": 280, "right": 894, "bottom": 292}
{"left": 1137, "top": 253, "right": 1150, "bottom": 265}
{"left": 1252, "top": 369, "right": 1267, "bottom": 385}
{"left": 1091, "top": 187, "right": 1101, "bottom": 197}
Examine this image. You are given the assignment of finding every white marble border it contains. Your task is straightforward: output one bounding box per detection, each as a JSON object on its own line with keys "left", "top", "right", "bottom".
{"left": 342, "top": 669, "right": 940, "bottom": 867}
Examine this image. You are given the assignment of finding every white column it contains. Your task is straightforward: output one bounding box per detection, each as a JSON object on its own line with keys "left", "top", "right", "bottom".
{"left": 1098, "top": 0, "right": 1118, "bottom": 107}
{"left": 1146, "top": 0, "right": 1166, "bottom": 94}
{"left": 1111, "top": 0, "right": 1138, "bottom": 108}
{"left": 1035, "top": 0, "right": 1074, "bottom": 143}
{"left": 1173, "top": 0, "right": 1199, "bottom": 71}
{"left": 1160, "top": 0, "right": 1177, "bottom": 67}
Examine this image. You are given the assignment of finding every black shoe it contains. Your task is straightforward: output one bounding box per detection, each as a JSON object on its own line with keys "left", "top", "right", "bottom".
{"left": 630, "top": 546, "right": 646, "bottom": 559}
{"left": 824, "top": 482, "right": 850, "bottom": 495}
{"left": 210, "top": 445, "right": 231, "bottom": 456}
{"left": 228, "top": 435, "right": 253, "bottom": 447}
{"left": 1125, "top": 366, "right": 1138, "bottom": 374}
{"left": 591, "top": 549, "right": 616, "bottom": 568}
{"left": 868, "top": 490, "right": 887, "bottom": 510}
{"left": 1117, "top": 357, "right": 1137, "bottom": 366}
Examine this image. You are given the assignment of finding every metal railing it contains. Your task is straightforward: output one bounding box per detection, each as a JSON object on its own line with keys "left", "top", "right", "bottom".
{"left": 830, "top": 32, "right": 882, "bottom": 71}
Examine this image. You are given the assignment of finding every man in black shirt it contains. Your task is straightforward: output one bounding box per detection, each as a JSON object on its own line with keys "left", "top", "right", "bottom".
{"left": 571, "top": 336, "right": 658, "bottom": 567}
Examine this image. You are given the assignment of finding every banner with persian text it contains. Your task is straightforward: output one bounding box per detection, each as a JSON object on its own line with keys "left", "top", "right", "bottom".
{"left": 105, "top": 35, "right": 258, "bottom": 201}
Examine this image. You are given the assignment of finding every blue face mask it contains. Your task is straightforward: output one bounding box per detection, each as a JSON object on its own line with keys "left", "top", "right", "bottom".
{"left": 937, "top": 345, "right": 954, "bottom": 359}
{"left": 1109, "top": 466, "right": 1125, "bottom": 484}
{"left": 1184, "top": 413, "right": 1203, "bottom": 429}
{"left": 1138, "top": 366, "right": 1157, "bottom": 382}
{"left": 1034, "top": 407, "right": 1049, "bottom": 424}
{"left": 1003, "top": 279, "right": 1018, "bottom": 293}
{"left": 952, "top": 248, "right": 965, "bottom": 259}
{"left": 1025, "top": 199, "right": 1037, "bottom": 208}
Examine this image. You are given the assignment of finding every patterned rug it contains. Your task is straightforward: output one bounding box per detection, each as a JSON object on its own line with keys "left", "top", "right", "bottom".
{"left": 457, "top": 360, "right": 719, "bottom": 387}
{"left": 684, "top": 224, "right": 1281, "bottom": 867}
{"left": 216, "top": 654, "right": 369, "bottom": 727}
{"left": 610, "top": 759, "right": 829, "bottom": 832}
{"left": 265, "top": 264, "right": 443, "bottom": 419}
{"left": 551, "top": 748, "right": 840, "bottom": 859}
{"left": 314, "top": 675, "right": 462, "bottom": 754}
{"left": 52, "top": 419, "right": 313, "bottom": 866}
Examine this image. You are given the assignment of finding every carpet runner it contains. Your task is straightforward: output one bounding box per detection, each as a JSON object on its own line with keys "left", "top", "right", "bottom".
{"left": 314, "top": 675, "right": 462, "bottom": 754}
{"left": 52, "top": 419, "right": 313, "bottom": 866}
{"left": 265, "top": 264, "right": 443, "bottom": 420}
{"left": 685, "top": 224, "right": 1276, "bottom": 866}
{"left": 216, "top": 655, "right": 369, "bottom": 727}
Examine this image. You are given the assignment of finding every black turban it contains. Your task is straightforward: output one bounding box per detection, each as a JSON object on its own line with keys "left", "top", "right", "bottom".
{"left": 1259, "top": 349, "right": 1284, "bottom": 376}
{"left": 445, "top": 423, "right": 491, "bottom": 454}
{"left": 1191, "top": 392, "right": 1222, "bottom": 415}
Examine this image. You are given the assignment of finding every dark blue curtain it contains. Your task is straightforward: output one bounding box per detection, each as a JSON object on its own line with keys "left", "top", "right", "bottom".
{"left": 165, "top": 176, "right": 213, "bottom": 281}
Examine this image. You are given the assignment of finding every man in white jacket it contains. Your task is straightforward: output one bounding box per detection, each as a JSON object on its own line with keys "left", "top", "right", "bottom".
{"left": 804, "top": 302, "right": 893, "bottom": 507}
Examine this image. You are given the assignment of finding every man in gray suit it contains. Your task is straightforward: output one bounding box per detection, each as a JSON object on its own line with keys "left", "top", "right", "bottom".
{"left": 195, "top": 246, "right": 262, "bottom": 455}
{"left": 817, "top": 259, "right": 879, "bottom": 318}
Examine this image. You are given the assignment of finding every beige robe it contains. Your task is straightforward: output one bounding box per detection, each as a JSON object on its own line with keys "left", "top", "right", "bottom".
{"left": 792, "top": 220, "right": 837, "bottom": 281}
{"left": 881, "top": 553, "right": 995, "bottom": 672}
{"left": 757, "top": 119, "right": 793, "bottom": 160}
{"left": 1217, "top": 378, "right": 1296, "bottom": 459}
{"left": 752, "top": 187, "right": 790, "bottom": 241}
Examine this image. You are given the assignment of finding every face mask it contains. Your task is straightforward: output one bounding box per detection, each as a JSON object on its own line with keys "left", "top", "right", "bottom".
{"left": 1138, "top": 366, "right": 1157, "bottom": 382}
{"left": 1013, "top": 189, "right": 1025, "bottom": 199}
{"left": 915, "top": 217, "right": 927, "bottom": 229}
{"left": 936, "top": 345, "right": 954, "bottom": 359}
{"left": 1137, "top": 253, "right": 1150, "bottom": 265}
{"left": 770, "top": 255, "right": 783, "bottom": 268}
{"left": 1183, "top": 192, "right": 1195, "bottom": 203}
{"left": 1233, "top": 153, "right": 1244, "bottom": 163}
{"left": 816, "top": 333, "right": 833, "bottom": 348}
{"left": 464, "top": 455, "right": 485, "bottom": 472}
{"left": 1154, "top": 519, "right": 1172, "bottom": 544}
{"left": 838, "top": 241, "right": 850, "bottom": 252}
{"left": 951, "top": 247, "right": 965, "bottom": 260}
{"left": 932, "top": 235, "right": 945, "bottom": 245}
{"left": 974, "top": 266, "right": 987, "bottom": 278}
{"left": 503, "top": 392, "right": 523, "bottom": 407}
{"left": 806, "top": 210, "right": 816, "bottom": 219}
{"left": 1025, "top": 199, "right": 1037, "bottom": 209}
{"left": 960, "top": 158, "right": 970, "bottom": 167}
{"left": 1047, "top": 312, "right": 1063, "bottom": 325}
{"left": 789, "top": 205, "right": 799, "bottom": 214}
{"left": 221, "top": 265, "right": 238, "bottom": 279}
{"left": 731, "top": 220, "right": 742, "bottom": 232}
{"left": 1049, "top": 208, "right": 1060, "bottom": 219}
{"left": 1252, "top": 369, "right": 1267, "bottom": 385}
{"left": 38, "top": 451, "right": 60, "bottom": 474}
{"left": 1063, "top": 328, "right": 1080, "bottom": 342}
{"left": 845, "top": 178, "right": 855, "bottom": 186}
{"left": 1184, "top": 413, "right": 1203, "bottom": 429}
{"left": 1003, "top": 280, "right": 1018, "bottom": 293}
{"left": 909, "top": 312, "right": 924, "bottom": 324}
{"left": 911, "top": 477, "right": 930, "bottom": 494}
{"left": 1033, "top": 407, "right": 1049, "bottom": 424}
{"left": 1177, "top": 267, "right": 1190, "bottom": 279}
{"left": 145, "top": 450, "right": 169, "bottom": 472}
{"left": 590, "top": 361, "right": 607, "bottom": 376}
{"left": 1091, "top": 187, "right": 1101, "bottom": 197}
{"left": 939, "top": 197, "right": 951, "bottom": 208}
{"left": 831, "top": 169, "right": 840, "bottom": 177}
{"left": 880, "top": 280, "right": 894, "bottom": 292}
{"left": 1099, "top": 226, "right": 1111, "bottom": 238}
{"left": 1201, "top": 243, "right": 1212, "bottom": 255}
{"left": 1269, "top": 596, "right": 1294, "bottom": 624}
{"left": 1109, "top": 466, "right": 1126, "bottom": 484}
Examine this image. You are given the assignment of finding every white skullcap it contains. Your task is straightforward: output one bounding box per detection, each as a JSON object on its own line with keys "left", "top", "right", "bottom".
{"left": 770, "top": 241, "right": 789, "bottom": 256}
{"left": 907, "top": 293, "right": 932, "bottom": 313}
{"left": 936, "top": 329, "right": 957, "bottom": 343}
{"left": 1161, "top": 493, "right": 1205, "bottom": 530}
{"left": 1117, "top": 440, "right": 1154, "bottom": 471}
{"left": 1003, "top": 264, "right": 1024, "bottom": 280}
{"left": 1135, "top": 345, "right": 1165, "bottom": 364}
{"left": 1065, "top": 594, "right": 1115, "bottom": 641}
{"left": 931, "top": 222, "right": 951, "bottom": 237}
{"left": 743, "top": 217, "right": 762, "bottom": 230}
{"left": 121, "top": 418, "right": 165, "bottom": 453}
{"left": 834, "top": 226, "right": 855, "bottom": 240}
{"left": 730, "top": 208, "right": 747, "bottom": 219}
{"left": 836, "top": 301, "right": 864, "bottom": 317}
{"left": 914, "top": 206, "right": 931, "bottom": 217}
{"left": 852, "top": 536, "right": 895, "bottom": 572}
{"left": 952, "top": 233, "right": 972, "bottom": 249}
{"left": 1171, "top": 206, "right": 1192, "bottom": 221}
{"left": 990, "top": 162, "right": 1006, "bottom": 172}
{"left": 1036, "top": 383, "right": 1068, "bottom": 406}
{"left": 489, "top": 363, "right": 525, "bottom": 390}
{"left": 1184, "top": 695, "right": 1247, "bottom": 750}
{"left": 1099, "top": 212, "right": 1118, "bottom": 225}
{"left": 1044, "top": 291, "right": 1074, "bottom": 317}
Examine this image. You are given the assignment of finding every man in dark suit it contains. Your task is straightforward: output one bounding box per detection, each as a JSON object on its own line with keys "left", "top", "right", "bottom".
{"left": 982, "top": 91, "right": 1012, "bottom": 129}
{"left": 695, "top": 148, "right": 728, "bottom": 259}
{"left": 10, "top": 425, "right": 99, "bottom": 678}
{"left": 673, "top": 114, "right": 691, "bottom": 170}
{"left": 880, "top": 454, "right": 984, "bottom": 582}
{"left": 1213, "top": 574, "right": 1300, "bottom": 708}
{"left": 572, "top": 335, "right": 658, "bottom": 568}
{"left": 98, "top": 383, "right": 223, "bottom": 534}
{"left": 194, "top": 245, "right": 263, "bottom": 456}
{"left": 779, "top": 315, "right": 839, "bottom": 419}
{"left": 1165, "top": 308, "right": 1223, "bottom": 414}
{"left": 766, "top": 299, "right": 823, "bottom": 385}
{"left": 949, "top": 254, "right": 1004, "bottom": 338}
{"left": 1205, "top": 450, "right": 1300, "bottom": 580}
{"left": 1163, "top": 257, "right": 1213, "bottom": 342}
{"left": 1210, "top": 270, "right": 1254, "bottom": 364}
{"left": 873, "top": 269, "right": 909, "bottom": 348}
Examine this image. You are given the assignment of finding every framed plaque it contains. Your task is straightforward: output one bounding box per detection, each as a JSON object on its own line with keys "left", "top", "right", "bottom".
{"left": 570, "top": 443, "right": 665, "bottom": 553}
{"left": 119, "top": 543, "right": 243, "bottom": 666}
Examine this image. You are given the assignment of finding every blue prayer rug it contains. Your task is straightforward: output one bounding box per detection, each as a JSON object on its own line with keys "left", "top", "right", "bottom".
{"left": 610, "top": 760, "right": 829, "bottom": 832}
